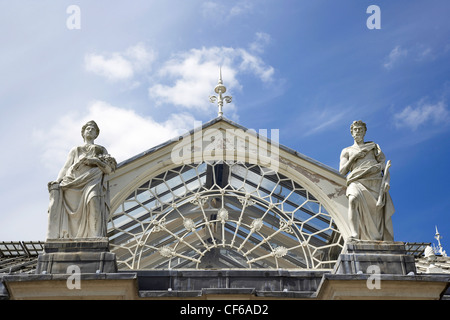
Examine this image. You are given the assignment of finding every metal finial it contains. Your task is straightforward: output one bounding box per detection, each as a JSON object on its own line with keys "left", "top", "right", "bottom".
{"left": 218, "top": 66, "right": 223, "bottom": 85}
{"left": 434, "top": 226, "right": 447, "bottom": 257}
{"left": 210, "top": 67, "right": 232, "bottom": 117}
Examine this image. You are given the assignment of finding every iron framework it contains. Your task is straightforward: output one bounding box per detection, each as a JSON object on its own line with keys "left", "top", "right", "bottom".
{"left": 108, "top": 161, "right": 345, "bottom": 270}
{"left": 0, "top": 241, "right": 44, "bottom": 274}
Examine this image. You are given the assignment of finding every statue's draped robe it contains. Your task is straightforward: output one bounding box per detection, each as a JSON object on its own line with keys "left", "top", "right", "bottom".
{"left": 47, "top": 145, "right": 111, "bottom": 239}
{"left": 345, "top": 142, "right": 394, "bottom": 241}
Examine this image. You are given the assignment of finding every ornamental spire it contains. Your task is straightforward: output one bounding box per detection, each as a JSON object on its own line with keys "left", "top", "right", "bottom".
{"left": 209, "top": 67, "right": 232, "bottom": 117}
{"left": 434, "top": 226, "right": 447, "bottom": 257}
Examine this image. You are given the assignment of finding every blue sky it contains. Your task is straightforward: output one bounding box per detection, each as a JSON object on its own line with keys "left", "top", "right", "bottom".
{"left": 0, "top": 1, "right": 449, "bottom": 253}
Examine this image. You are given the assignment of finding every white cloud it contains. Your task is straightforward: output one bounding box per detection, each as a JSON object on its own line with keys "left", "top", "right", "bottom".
{"left": 249, "top": 32, "right": 272, "bottom": 54}
{"left": 299, "top": 107, "right": 352, "bottom": 137}
{"left": 148, "top": 46, "right": 274, "bottom": 111}
{"left": 383, "top": 46, "right": 408, "bottom": 70}
{"left": 33, "top": 101, "right": 197, "bottom": 173}
{"left": 238, "top": 48, "right": 274, "bottom": 82}
{"left": 125, "top": 42, "right": 157, "bottom": 71}
{"left": 85, "top": 42, "right": 156, "bottom": 82}
{"left": 85, "top": 53, "right": 134, "bottom": 81}
{"left": 418, "top": 47, "right": 433, "bottom": 60}
{"left": 202, "top": 1, "right": 254, "bottom": 21}
{"left": 383, "top": 44, "right": 440, "bottom": 70}
{"left": 229, "top": 1, "right": 254, "bottom": 17}
{"left": 394, "top": 100, "right": 450, "bottom": 130}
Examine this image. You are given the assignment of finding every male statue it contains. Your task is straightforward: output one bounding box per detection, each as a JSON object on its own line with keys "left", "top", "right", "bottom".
{"left": 339, "top": 120, "right": 394, "bottom": 241}
{"left": 47, "top": 120, "right": 116, "bottom": 239}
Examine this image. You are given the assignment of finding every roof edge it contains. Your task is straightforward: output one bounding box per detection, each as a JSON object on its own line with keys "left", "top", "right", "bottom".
{"left": 116, "top": 116, "right": 341, "bottom": 177}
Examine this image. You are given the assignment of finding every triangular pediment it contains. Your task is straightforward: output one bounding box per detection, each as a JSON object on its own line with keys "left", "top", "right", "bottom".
{"left": 111, "top": 116, "right": 344, "bottom": 196}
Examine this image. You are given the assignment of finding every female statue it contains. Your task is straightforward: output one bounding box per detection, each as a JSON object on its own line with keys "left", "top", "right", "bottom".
{"left": 47, "top": 120, "right": 116, "bottom": 239}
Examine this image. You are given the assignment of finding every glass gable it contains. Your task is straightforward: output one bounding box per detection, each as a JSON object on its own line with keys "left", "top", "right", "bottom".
{"left": 107, "top": 161, "right": 344, "bottom": 270}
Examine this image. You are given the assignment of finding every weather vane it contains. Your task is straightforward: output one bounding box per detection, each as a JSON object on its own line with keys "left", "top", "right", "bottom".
{"left": 210, "top": 67, "right": 232, "bottom": 117}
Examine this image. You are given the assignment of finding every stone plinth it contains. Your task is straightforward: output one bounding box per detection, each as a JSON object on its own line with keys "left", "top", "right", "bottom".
{"left": 35, "top": 238, "right": 117, "bottom": 274}
{"left": 333, "top": 241, "right": 416, "bottom": 275}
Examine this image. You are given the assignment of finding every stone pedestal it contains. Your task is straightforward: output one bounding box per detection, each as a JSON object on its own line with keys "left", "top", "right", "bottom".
{"left": 35, "top": 238, "right": 117, "bottom": 274}
{"left": 333, "top": 241, "right": 416, "bottom": 275}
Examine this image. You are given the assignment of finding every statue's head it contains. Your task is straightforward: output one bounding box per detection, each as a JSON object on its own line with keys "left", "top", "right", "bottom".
{"left": 81, "top": 120, "right": 100, "bottom": 141}
{"left": 350, "top": 120, "right": 366, "bottom": 142}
